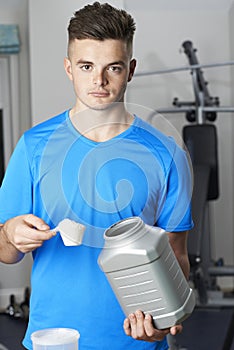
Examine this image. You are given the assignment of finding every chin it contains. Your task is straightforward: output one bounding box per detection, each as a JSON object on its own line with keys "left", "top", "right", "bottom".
{"left": 88, "top": 101, "right": 123, "bottom": 111}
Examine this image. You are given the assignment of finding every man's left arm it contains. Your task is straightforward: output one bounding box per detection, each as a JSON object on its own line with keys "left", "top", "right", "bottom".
{"left": 167, "top": 230, "right": 190, "bottom": 279}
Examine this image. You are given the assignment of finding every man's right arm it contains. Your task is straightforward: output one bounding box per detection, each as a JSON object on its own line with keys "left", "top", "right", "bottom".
{"left": 0, "top": 214, "right": 53, "bottom": 264}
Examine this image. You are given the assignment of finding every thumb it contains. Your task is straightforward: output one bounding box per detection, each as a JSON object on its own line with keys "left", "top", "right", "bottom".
{"left": 170, "top": 324, "right": 183, "bottom": 336}
{"left": 23, "top": 214, "right": 50, "bottom": 231}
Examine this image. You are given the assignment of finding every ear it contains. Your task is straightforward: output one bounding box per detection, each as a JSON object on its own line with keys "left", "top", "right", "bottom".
{"left": 64, "top": 57, "right": 73, "bottom": 81}
{"left": 128, "top": 59, "right": 137, "bottom": 82}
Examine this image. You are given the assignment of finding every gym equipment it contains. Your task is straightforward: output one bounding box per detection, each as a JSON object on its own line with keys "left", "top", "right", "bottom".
{"left": 1, "top": 287, "right": 30, "bottom": 320}
{"left": 135, "top": 59, "right": 234, "bottom": 78}
{"left": 140, "top": 40, "right": 234, "bottom": 308}
{"left": 175, "top": 41, "right": 234, "bottom": 307}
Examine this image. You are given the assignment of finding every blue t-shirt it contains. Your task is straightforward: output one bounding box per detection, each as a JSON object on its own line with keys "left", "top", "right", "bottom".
{"left": 0, "top": 111, "right": 193, "bottom": 349}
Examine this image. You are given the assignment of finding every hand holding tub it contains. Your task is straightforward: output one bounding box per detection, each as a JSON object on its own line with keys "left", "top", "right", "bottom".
{"left": 123, "top": 311, "right": 183, "bottom": 342}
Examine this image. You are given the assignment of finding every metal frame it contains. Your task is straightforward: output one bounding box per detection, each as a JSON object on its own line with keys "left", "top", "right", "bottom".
{"left": 144, "top": 41, "right": 234, "bottom": 309}
{"left": 136, "top": 40, "right": 234, "bottom": 124}
{"left": 135, "top": 60, "right": 234, "bottom": 77}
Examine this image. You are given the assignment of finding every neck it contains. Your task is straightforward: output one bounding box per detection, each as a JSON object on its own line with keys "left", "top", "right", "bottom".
{"left": 69, "top": 103, "right": 134, "bottom": 142}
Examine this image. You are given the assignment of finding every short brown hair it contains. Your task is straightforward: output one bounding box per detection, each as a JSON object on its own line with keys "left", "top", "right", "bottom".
{"left": 67, "top": 2, "right": 136, "bottom": 55}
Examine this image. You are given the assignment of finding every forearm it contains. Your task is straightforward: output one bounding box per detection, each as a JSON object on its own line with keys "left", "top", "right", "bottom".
{"left": 168, "top": 230, "right": 190, "bottom": 280}
{"left": 0, "top": 224, "right": 24, "bottom": 264}
{"left": 174, "top": 249, "right": 190, "bottom": 280}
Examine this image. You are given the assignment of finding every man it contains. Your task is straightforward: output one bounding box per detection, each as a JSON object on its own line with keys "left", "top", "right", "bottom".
{"left": 0, "top": 2, "right": 193, "bottom": 349}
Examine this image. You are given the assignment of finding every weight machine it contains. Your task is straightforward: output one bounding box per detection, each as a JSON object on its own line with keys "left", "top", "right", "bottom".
{"left": 136, "top": 40, "right": 234, "bottom": 308}
{"left": 171, "top": 40, "right": 234, "bottom": 307}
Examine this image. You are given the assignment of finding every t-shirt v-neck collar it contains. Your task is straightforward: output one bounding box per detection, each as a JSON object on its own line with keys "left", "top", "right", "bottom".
{"left": 66, "top": 110, "right": 138, "bottom": 146}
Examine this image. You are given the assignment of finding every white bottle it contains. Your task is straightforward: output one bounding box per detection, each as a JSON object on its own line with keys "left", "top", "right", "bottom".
{"left": 98, "top": 217, "right": 195, "bottom": 329}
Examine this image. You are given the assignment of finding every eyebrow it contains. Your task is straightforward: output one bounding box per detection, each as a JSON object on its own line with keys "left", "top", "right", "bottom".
{"left": 108, "top": 61, "right": 126, "bottom": 66}
{"left": 76, "top": 60, "right": 93, "bottom": 65}
{"left": 76, "top": 59, "right": 126, "bottom": 67}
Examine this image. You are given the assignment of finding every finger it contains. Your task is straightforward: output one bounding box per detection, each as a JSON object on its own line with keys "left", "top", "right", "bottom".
{"left": 144, "top": 314, "right": 169, "bottom": 341}
{"left": 21, "top": 215, "right": 54, "bottom": 242}
{"left": 144, "top": 313, "right": 155, "bottom": 337}
{"left": 13, "top": 231, "right": 51, "bottom": 252}
{"left": 135, "top": 310, "right": 146, "bottom": 338}
{"left": 15, "top": 225, "right": 54, "bottom": 244}
{"left": 30, "top": 229, "right": 54, "bottom": 242}
{"left": 19, "top": 242, "right": 44, "bottom": 253}
{"left": 128, "top": 313, "right": 139, "bottom": 339}
{"left": 123, "top": 318, "right": 131, "bottom": 336}
{"left": 170, "top": 324, "right": 183, "bottom": 336}
{"left": 14, "top": 221, "right": 54, "bottom": 247}
{"left": 23, "top": 214, "right": 50, "bottom": 231}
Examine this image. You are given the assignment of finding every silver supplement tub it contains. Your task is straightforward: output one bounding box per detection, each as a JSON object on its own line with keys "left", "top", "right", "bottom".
{"left": 98, "top": 217, "right": 195, "bottom": 329}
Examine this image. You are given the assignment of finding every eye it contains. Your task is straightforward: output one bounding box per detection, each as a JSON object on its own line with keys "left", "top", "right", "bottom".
{"left": 108, "top": 65, "right": 122, "bottom": 73}
{"left": 80, "top": 64, "right": 92, "bottom": 71}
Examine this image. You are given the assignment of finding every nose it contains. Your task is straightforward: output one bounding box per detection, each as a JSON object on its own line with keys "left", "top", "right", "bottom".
{"left": 93, "top": 69, "right": 108, "bottom": 86}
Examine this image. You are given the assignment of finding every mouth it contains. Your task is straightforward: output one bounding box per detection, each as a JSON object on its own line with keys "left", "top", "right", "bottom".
{"left": 89, "top": 91, "right": 110, "bottom": 98}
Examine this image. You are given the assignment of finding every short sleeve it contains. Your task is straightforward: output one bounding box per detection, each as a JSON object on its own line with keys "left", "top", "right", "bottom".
{"left": 156, "top": 146, "right": 194, "bottom": 232}
{"left": 0, "top": 135, "right": 33, "bottom": 222}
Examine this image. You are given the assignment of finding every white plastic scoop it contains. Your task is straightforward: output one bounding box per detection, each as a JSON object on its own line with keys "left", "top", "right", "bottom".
{"left": 51, "top": 218, "right": 86, "bottom": 246}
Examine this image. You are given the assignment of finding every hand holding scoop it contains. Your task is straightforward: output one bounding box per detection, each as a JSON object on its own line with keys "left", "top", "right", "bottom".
{"left": 51, "top": 219, "right": 86, "bottom": 246}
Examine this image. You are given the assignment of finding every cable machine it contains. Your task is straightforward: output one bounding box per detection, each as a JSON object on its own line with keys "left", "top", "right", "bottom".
{"left": 177, "top": 41, "right": 234, "bottom": 307}
{"left": 136, "top": 40, "right": 234, "bottom": 308}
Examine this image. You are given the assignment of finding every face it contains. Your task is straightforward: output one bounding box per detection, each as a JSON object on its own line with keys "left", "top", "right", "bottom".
{"left": 64, "top": 39, "right": 136, "bottom": 112}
